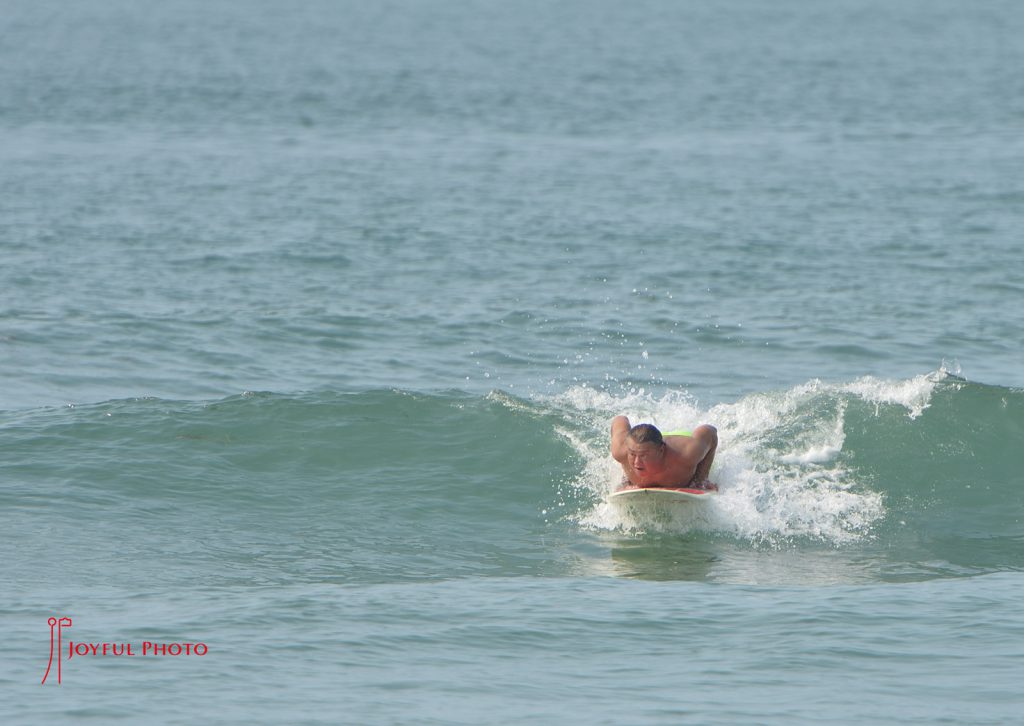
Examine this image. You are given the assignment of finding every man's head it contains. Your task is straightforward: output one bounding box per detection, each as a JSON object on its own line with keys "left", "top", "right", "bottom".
{"left": 625, "top": 424, "right": 665, "bottom": 471}
{"left": 627, "top": 423, "right": 664, "bottom": 447}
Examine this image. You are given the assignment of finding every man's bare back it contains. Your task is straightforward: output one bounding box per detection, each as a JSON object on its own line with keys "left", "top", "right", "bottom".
{"left": 610, "top": 417, "right": 718, "bottom": 489}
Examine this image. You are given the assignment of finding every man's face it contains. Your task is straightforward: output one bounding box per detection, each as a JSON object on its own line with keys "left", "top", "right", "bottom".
{"left": 626, "top": 441, "right": 663, "bottom": 472}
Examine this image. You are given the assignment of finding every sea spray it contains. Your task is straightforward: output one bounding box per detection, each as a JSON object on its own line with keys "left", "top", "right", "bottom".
{"left": 543, "top": 375, "right": 947, "bottom": 542}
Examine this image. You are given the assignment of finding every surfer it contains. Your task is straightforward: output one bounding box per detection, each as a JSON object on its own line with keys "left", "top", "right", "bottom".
{"left": 610, "top": 417, "right": 718, "bottom": 490}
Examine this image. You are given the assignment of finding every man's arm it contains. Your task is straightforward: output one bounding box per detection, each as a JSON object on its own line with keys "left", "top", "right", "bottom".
{"left": 610, "top": 415, "right": 631, "bottom": 462}
{"left": 689, "top": 424, "right": 718, "bottom": 485}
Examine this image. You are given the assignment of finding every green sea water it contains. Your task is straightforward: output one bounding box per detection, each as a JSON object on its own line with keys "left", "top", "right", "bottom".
{"left": 2, "top": 0, "right": 1023, "bottom": 722}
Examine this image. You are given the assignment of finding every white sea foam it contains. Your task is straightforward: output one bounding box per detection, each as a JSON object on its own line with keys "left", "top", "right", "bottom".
{"left": 839, "top": 371, "right": 944, "bottom": 419}
{"left": 545, "top": 373, "right": 945, "bottom": 543}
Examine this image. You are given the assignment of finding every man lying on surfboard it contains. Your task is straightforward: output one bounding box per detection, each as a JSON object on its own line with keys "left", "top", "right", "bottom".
{"left": 610, "top": 417, "right": 719, "bottom": 490}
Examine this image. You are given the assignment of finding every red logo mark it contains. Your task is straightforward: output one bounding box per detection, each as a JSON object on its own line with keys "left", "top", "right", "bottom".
{"left": 41, "top": 616, "right": 72, "bottom": 685}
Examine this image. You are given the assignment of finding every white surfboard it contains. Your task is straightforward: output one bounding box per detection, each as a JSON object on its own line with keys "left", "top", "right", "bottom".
{"left": 608, "top": 486, "right": 717, "bottom": 502}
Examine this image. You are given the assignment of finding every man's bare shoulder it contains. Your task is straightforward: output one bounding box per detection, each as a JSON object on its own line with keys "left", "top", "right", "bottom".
{"left": 664, "top": 434, "right": 698, "bottom": 452}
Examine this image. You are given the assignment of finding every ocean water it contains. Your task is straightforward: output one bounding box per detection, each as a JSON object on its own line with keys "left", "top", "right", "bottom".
{"left": 2, "top": 0, "right": 1023, "bottom": 722}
